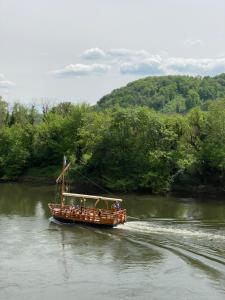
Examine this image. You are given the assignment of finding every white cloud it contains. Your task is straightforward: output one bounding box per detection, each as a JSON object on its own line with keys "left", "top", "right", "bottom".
{"left": 120, "top": 56, "right": 163, "bottom": 75}
{"left": 50, "top": 63, "right": 111, "bottom": 77}
{"left": 81, "top": 48, "right": 150, "bottom": 62}
{"left": 51, "top": 48, "right": 225, "bottom": 78}
{"left": 0, "top": 73, "right": 15, "bottom": 89}
{"left": 80, "top": 48, "right": 225, "bottom": 76}
{"left": 107, "top": 48, "right": 150, "bottom": 60}
{"left": 81, "top": 48, "right": 106, "bottom": 60}
{"left": 119, "top": 56, "right": 225, "bottom": 76}
{"left": 164, "top": 57, "right": 225, "bottom": 75}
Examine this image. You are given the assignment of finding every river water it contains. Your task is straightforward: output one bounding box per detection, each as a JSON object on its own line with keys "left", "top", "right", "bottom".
{"left": 1, "top": 183, "right": 225, "bottom": 300}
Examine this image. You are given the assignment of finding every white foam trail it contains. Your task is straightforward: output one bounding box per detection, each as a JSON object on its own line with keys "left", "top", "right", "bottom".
{"left": 117, "top": 221, "right": 225, "bottom": 240}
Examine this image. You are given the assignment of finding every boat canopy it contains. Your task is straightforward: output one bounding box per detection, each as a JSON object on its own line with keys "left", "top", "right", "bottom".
{"left": 63, "top": 192, "right": 123, "bottom": 202}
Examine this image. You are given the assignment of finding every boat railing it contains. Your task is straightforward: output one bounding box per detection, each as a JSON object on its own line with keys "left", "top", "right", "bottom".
{"left": 49, "top": 203, "right": 126, "bottom": 221}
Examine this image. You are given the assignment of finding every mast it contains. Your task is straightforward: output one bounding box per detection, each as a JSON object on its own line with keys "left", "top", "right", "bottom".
{"left": 61, "top": 165, "right": 65, "bottom": 207}
{"left": 57, "top": 156, "right": 70, "bottom": 207}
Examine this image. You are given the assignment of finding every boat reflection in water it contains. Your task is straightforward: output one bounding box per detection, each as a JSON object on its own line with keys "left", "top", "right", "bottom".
{"left": 48, "top": 159, "right": 127, "bottom": 227}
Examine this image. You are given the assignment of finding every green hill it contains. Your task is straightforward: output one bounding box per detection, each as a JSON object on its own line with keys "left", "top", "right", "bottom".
{"left": 97, "top": 74, "right": 225, "bottom": 113}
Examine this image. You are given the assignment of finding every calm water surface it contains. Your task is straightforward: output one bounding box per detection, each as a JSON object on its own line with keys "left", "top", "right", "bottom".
{"left": 1, "top": 183, "right": 225, "bottom": 300}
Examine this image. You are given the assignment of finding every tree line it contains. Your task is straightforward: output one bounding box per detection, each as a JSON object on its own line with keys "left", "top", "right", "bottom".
{"left": 97, "top": 74, "right": 225, "bottom": 113}
{"left": 1, "top": 94, "right": 225, "bottom": 193}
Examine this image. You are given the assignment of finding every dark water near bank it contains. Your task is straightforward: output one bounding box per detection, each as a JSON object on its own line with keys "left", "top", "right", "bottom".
{"left": 1, "top": 183, "right": 225, "bottom": 300}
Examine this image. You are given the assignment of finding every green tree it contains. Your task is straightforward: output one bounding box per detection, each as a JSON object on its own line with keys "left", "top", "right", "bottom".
{"left": 0, "top": 125, "right": 31, "bottom": 178}
{"left": 185, "top": 90, "right": 201, "bottom": 110}
{"left": 0, "top": 96, "right": 9, "bottom": 128}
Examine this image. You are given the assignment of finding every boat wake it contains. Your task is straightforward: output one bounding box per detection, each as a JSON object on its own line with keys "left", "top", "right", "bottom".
{"left": 117, "top": 221, "right": 225, "bottom": 241}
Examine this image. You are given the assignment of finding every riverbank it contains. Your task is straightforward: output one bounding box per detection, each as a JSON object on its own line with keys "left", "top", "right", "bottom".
{"left": 0, "top": 167, "right": 57, "bottom": 184}
{"left": 1, "top": 166, "right": 225, "bottom": 198}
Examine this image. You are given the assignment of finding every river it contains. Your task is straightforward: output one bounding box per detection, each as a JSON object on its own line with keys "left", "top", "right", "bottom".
{"left": 1, "top": 183, "right": 225, "bottom": 300}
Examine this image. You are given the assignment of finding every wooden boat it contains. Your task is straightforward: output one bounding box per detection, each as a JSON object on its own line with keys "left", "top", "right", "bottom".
{"left": 48, "top": 160, "right": 127, "bottom": 227}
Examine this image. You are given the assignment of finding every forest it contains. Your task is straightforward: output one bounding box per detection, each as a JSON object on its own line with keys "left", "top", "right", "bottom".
{"left": 1, "top": 74, "right": 225, "bottom": 194}
{"left": 98, "top": 73, "right": 225, "bottom": 113}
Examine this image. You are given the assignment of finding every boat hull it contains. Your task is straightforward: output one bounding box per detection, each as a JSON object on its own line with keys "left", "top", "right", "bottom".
{"left": 48, "top": 203, "right": 126, "bottom": 227}
{"left": 52, "top": 216, "right": 119, "bottom": 228}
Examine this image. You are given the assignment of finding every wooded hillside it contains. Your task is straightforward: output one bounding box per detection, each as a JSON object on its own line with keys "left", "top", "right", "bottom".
{"left": 97, "top": 74, "right": 225, "bottom": 113}
{"left": 1, "top": 74, "right": 225, "bottom": 194}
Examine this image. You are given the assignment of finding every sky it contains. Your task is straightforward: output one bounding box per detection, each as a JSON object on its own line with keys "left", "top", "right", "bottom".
{"left": 0, "top": 0, "right": 225, "bottom": 105}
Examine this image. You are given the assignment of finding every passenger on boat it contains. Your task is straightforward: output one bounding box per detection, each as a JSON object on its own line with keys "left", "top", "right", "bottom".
{"left": 115, "top": 201, "right": 121, "bottom": 210}
{"left": 111, "top": 201, "right": 121, "bottom": 211}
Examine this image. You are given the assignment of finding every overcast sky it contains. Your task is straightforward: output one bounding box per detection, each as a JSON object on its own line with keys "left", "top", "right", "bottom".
{"left": 0, "top": 0, "right": 225, "bottom": 105}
